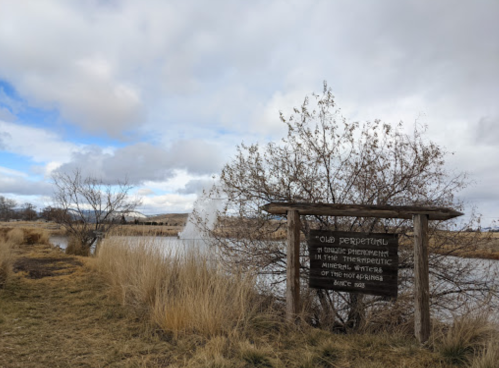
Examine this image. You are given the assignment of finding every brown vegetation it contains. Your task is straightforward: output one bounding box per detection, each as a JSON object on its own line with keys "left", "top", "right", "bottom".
{"left": 1, "top": 237, "right": 498, "bottom": 367}
{"left": 0, "top": 239, "right": 13, "bottom": 288}
{"left": 109, "top": 224, "right": 182, "bottom": 237}
{"left": 91, "top": 236, "right": 266, "bottom": 338}
{"left": 143, "top": 213, "right": 189, "bottom": 226}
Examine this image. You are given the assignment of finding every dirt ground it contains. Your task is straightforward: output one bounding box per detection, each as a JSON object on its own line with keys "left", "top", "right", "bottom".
{"left": 0, "top": 244, "right": 173, "bottom": 368}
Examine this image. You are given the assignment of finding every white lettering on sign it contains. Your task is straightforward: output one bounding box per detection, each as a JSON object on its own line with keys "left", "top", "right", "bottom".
{"left": 354, "top": 265, "right": 383, "bottom": 273}
{"left": 356, "top": 274, "right": 384, "bottom": 282}
{"left": 338, "top": 237, "right": 389, "bottom": 246}
{"left": 319, "top": 236, "right": 336, "bottom": 244}
{"left": 321, "top": 262, "right": 351, "bottom": 270}
{"left": 308, "top": 231, "right": 398, "bottom": 297}
{"left": 334, "top": 280, "right": 352, "bottom": 287}
{"left": 323, "top": 255, "right": 338, "bottom": 261}
{"left": 324, "top": 247, "right": 346, "bottom": 254}
{"left": 347, "top": 248, "right": 389, "bottom": 257}
{"left": 342, "top": 256, "right": 393, "bottom": 266}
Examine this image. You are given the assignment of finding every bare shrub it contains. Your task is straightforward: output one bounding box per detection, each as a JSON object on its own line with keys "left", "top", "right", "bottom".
{"left": 65, "top": 236, "right": 90, "bottom": 257}
{"left": 193, "top": 82, "right": 498, "bottom": 330}
{"left": 52, "top": 169, "right": 141, "bottom": 256}
{"left": 0, "top": 195, "right": 16, "bottom": 220}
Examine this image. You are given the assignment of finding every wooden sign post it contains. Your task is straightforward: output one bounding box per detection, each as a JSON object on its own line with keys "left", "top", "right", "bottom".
{"left": 286, "top": 209, "right": 301, "bottom": 321}
{"left": 413, "top": 214, "right": 430, "bottom": 343}
{"left": 262, "top": 202, "right": 462, "bottom": 343}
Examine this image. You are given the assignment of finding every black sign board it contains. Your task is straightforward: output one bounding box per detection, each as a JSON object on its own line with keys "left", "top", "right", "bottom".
{"left": 308, "top": 230, "right": 399, "bottom": 297}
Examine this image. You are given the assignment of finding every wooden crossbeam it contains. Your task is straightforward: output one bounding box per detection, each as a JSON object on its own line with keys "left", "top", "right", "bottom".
{"left": 262, "top": 202, "right": 463, "bottom": 221}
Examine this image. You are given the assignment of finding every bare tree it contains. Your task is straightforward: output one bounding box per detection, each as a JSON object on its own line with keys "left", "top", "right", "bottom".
{"left": 40, "top": 206, "right": 67, "bottom": 222}
{"left": 52, "top": 169, "right": 141, "bottom": 255}
{"left": 196, "top": 82, "right": 497, "bottom": 329}
{"left": 21, "top": 203, "right": 37, "bottom": 221}
{"left": 0, "top": 196, "right": 17, "bottom": 220}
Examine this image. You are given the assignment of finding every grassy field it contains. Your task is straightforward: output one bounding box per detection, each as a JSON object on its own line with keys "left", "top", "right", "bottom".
{"left": 0, "top": 221, "right": 184, "bottom": 238}
{"left": 3, "top": 219, "right": 499, "bottom": 260}
{"left": 1, "top": 232, "right": 498, "bottom": 367}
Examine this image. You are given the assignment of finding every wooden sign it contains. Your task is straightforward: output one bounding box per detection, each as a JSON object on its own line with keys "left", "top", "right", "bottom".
{"left": 308, "top": 230, "right": 399, "bottom": 297}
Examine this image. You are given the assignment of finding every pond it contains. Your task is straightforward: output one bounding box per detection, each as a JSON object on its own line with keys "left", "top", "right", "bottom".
{"left": 49, "top": 234, "right": 499, "bottom": 318}
{"left": 49, "top": 235, "right": 208, "bottom": 254}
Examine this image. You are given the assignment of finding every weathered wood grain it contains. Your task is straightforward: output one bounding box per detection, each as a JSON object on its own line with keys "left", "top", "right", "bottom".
{"left": 413, "top": 214, "right": 430, "bottom": 344}
{"left": 286, "top": 209, "right": 301, "bottom": 322}
{"left": 262, "top": 202, "right": 463, "bottom": 220}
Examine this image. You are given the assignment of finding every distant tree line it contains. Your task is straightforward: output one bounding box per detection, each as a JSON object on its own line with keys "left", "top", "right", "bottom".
{"left": 0, "top": 196, "right": 40, "bottom": 221}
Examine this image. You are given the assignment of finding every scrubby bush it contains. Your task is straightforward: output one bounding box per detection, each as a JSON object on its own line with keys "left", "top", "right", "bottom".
{"left": 65, "top": 236, "right": 90, "bottom": 256}
{"left": 24, "top": 229, "right": 50, "bottom": 245}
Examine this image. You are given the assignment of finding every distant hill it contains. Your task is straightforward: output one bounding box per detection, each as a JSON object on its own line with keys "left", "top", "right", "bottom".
{"left": 66, "top": 209, "right": 147, "bottom": 222}
{"left": 481, "top": 226, "right": 499, "bottom": 232}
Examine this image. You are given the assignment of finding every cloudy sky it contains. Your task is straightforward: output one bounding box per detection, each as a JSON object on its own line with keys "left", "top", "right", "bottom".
{"left": 0, "top": 0, "right": 498, "bottom": 222}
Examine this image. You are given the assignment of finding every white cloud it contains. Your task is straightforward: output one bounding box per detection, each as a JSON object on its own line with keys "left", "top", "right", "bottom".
{"left": 54, "top": 140, "right": 224, "bottom": 185}
{"left": 0, "top": 0, "right": 498, "bottom": 218}
{"left": 0, "top": 171, "right": 53, "bottom": 196}
{"left": 0, "top": 107, "right": 15, "bottom": 122}
{"left": 140, "top": 193, "right": 197, "bottom": 214}
{"left": 251, "top": 89, "right": 308, "bottom": 137}
{"left": 0, "top": 120, "right": 78, "bottom": 164}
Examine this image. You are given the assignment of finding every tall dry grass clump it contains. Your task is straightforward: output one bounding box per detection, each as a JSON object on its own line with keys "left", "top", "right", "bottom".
{"left": 470, "top": 341, "right": 499, "bottom": 368}
{"left": 6, "top": 228, "right": 25, "bottom": 246}
{"left": 24, "top": 228, "right": 50, "bottom": 245}
{"left": 435, "top": 312, "right": 499, "bottom": 365}
{"left": 5, "top": 227, "right": 50, "bottom": 247}
{"left": 65, "top": 236, "right": 91, "bottom": 256}
{"left": 93, "top": 237, "right": 270, "bottom": 338}
{"left": 0, "top": 240, "right": 14, "bottom": 288}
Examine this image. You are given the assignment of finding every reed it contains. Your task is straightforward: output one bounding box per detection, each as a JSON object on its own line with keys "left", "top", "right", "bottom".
{"left": 93, "top": 237, "right": 267, "bottom": 338}
{"left": 435, "top": 312, "right": 499, "bottom": 365}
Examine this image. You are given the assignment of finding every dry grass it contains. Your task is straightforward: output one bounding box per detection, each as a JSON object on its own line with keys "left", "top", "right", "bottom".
{"left": 109, "top": 224, "right": 181, "bottom": 237}
{"left": 92, "top": 237, "right": 266, "bottom": 338}
{"left": 0, "top": 220, "right": 65, "bottom": 235}
{"left": 0, "top": 239, "right": 14, "bottom": 287}
{"left": 6, "top": 227, "right": 25, "bottom": 245}
{"left": 3, "top": 239, "right": 496, "bottom": 367}
{"left": 65, "top": 235, "right": 91, "bottom": 256}
{"left": 431, "top": 231, "right": 499, "bottom": 260}
{"left": 470, "top": 341, "right": 499, "bottom": 368}
{"left": 5, "top": 227, "right": 50, "bottom": 246}
{"left": 0, "top": 243, "right": 174, "bottom": 367}
{"left": 433, "top": 312, "right": 499, "bottom": 366}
